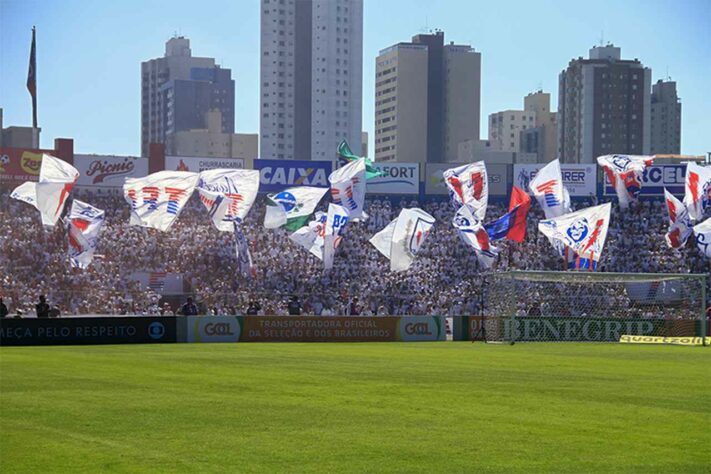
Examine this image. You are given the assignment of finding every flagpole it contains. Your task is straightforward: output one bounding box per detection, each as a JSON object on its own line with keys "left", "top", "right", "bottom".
{"left": 28, "top": 26, "right": 38, "bottom": 129}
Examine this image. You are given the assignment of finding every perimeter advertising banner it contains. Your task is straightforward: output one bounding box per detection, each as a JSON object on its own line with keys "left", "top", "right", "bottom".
{"left": 0, "top": 317, "right": 177, "bottom": 346}
{"left": 0, "top": 148, "right": 52, "bottom": 183}
{"left": 603, "top": 164, "right": 687, "bottom": 196}
{"left": 425, "top": 163, "right": 509, "bottom": 196}
{"left": 186, "top": 316, "right": 241, "bottom": 343}
{"left": 366, "top": 162, "right": 419, "bottom": 194}
{"left": 513, "top": 163, "right": 596, "bottom": 197}
{"left": 165, "top": 156, "right": 245, "bottom": 172}
{"left": 239, "top": 316, "right": 445, "bottom": 342}
{"left": 74, "top": 154, "right": 148, "bottom": 188}
{"left": 253, "top": 159, "right": 332, "bottom": 193}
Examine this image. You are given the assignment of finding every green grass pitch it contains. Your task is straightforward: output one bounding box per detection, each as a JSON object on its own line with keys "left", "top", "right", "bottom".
{"left": 1, "top": 342, "right": 709, "bottom": 472}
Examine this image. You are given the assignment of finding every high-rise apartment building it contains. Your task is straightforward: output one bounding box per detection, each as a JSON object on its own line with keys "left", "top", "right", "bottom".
{"left": 375, "top": 31, "right": 481, "bottom": 164}
{"left": 557, "top": 44, "right": 651, "bottom": 163}
{"left": 141, "top": 37, "right": 234, "bottom": 157}
{"left": 650, "top": 79, "right": 681, "bottom": 154}
{"left": 488, "top": 110, "right": 535, "bottom": 153}
{"left": 260, "top": 0, "right": 363, "bottom": 161}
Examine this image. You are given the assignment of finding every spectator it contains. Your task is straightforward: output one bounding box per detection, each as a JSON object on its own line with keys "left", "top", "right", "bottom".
{"left": 0, "top": 298, "right": 8, "bottom": 318}
{"left": 246, "top": 300, "right": 261, "bottom": 316}
{"left": 181, "top": 297, "right": 198, "bottom": 316}
{"left": 36, "top": 295, "right": 50, "bottom": 318}
{"left": 287, "top": 295, "right": 302, "bottom": 316}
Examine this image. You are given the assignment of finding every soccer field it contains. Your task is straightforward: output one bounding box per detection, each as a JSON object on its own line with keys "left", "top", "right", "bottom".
{"left": 1, "top": 342, "right": 709, "bottom": 472}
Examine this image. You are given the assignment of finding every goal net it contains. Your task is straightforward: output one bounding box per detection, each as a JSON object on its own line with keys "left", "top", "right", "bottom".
{"left": 483, "top": 271, "right": 708, "bottom": 344}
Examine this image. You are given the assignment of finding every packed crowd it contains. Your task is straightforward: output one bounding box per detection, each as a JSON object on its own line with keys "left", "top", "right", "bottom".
{"left": 0, "top": 187, "right": 707, "bottom": 317}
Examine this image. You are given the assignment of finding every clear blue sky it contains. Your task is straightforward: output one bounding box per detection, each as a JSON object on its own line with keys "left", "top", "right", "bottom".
{"left": 1, "top": 0, "right": 709, "bottom": 157}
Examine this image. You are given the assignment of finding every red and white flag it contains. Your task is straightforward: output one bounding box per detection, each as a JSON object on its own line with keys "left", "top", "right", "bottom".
{"left": 597, "top": 154, "right": 653, "bottom": 209}
{"left": 197, "top": 169, "right": 260, "bottom": 232}
{"left": 663, "top": 189, "right": 693, "bottom": 249}
{"left": 452, "top": 204, "right": 499, "bottom": 269}
{"left": 36, "top": 154, "right": 79, "bottom": 226}
{"left": 443, "top": 161, "right": 488, "bottom": 220}
{"left": 683, "top": 161, "right": 711, "bottom": 222}
{"left": 66, "top": 199, "right": 105, "bottom": 269}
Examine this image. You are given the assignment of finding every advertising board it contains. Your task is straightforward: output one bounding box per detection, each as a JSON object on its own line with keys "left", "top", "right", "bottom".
{"left": 186, "top": 316, "right": 241, "bottom": 343}
{"left": 425, "top": 163, "right": 509, "bottom": 196}
{"left": 0, "top": 317, "right": 177, "bottom": 346}
{"left": 74, "top": 154, "right": 148, "bottom": 188}
{"left": 365, "top": 162, "right": 419, "bottom": 194}
{"left": 398, "top": 316, "right": 446, "bottom": 341}
{"left": 513, "top": 163, "right": 597, "bottom": 197}
{"left": 0, "top": 148, "right": 51, "bottom": 183}
{"left": 165, "top": 156, "right": 245, "bottom": 172}
{"left": 253, "top": 159, "right": 332, "bottom": 193}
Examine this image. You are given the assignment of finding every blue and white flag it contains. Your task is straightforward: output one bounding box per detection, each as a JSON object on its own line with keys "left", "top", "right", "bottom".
{"left": 693, "top": 218, "right": 711, "bottom": 259}
{"left": 10, "top": 182, "right": 39, "bottom": 209}
{"left": 538, "top": 203, "right": 612, "bottom": 271}
{"left": 323, "top": 203, "right": 351, "bottom": 270}
{"left": 329, "top": 159, "right": 366, "bottom": 220}
{"left": 289, "top": 211, "right": 328, "bottom": 260}
{"left": 597, "top": 154, "right": 653, "bottom": 209}
{"left": 66, "top": 200, "right": 105, "bottom": 269}
{"left": 234, "top": 222, "right": 255, "bottom": 278}
{"left": 124, "top": 170, "right": 199, "bottom": 231}
{"left": 528, "top": 159, "right": 571, "bottom": 219}
{"left": 452, "top": 205, "right": 499, "bottom": 269}
{"left": 197, "top": 169, "right": 260, "bottom": 232}
{"left": 443, "top": 161, "right": 488, "bottom": 219}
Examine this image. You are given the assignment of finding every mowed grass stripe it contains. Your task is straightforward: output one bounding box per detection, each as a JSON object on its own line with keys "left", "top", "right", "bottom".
{"left": 1, "top": 343, "right": 708, "bottom": 473}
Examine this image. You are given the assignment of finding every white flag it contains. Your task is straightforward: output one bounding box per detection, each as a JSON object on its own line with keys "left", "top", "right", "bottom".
{"left": 329, "top": 158, "right": 366, "bottom": 220}
{"left": 452, "top": 204, "right": 499, "bottom": 269}
{"left": 538, "top": 202, "right": 612, "bottom": 271}
{"left": 289, "top": 211, "right": 327, "bottom": 260}
{"left": 123, "top": 170, "right": 199, "bottom": 232}
{"left": 36, "top": 154, "right": 80, "bottom": 226}
{"left": 597, "top": 154, "right": 653, "bottom": 209}
{"left": 529, "top": 159, "right": 571, "bottom": 218}
{"left": 443, "top": 161, "right": 488, "bottom": 220}
{"left": 197, "top": 169, "right": 260, "bottom": 231}
{"left": 663, "top": 189, "right": 693, "bottom": 249}
{"left": 264, "top": 186, "right": 328, "bottom": 231}
{"left": 234, "top": 223, "right": 255, "bottom": 277}
{"left": 323, "top": 203, "right": 351, "bottom": 270}
{"left": 683, "top": 161, "right": 711, "bottom": 222}
{"left": 10, "top": 182, "right": 39, "bottom": 209}
{"left": 693, "top": 218, "right": 711, "bottom": 258}
{"left": 370, "top": 208, "right": 435, "bottom": 272}
{"left": 66, "top": 200, "right": 105, "bottom": 269}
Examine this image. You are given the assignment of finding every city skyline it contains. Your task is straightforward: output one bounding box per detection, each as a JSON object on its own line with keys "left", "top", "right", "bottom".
{"left": 0, "top": 0, "right": 709, "bottom": 157}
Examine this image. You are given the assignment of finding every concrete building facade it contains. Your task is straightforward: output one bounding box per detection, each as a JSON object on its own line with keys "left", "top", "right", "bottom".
{"left": 488, "top": 110, "right": 535, "bottom": 154}
{"left": 375, "top": 31, "right": 481, "bottom": 165}
{"left": 260, "top": 0, "right": 363, "bottom": 161}
{"left": 141, "top": 37, "right": 235, "bottom": 157}
{"left": 557, "top": 44, "right": 651, "bottom": 163}
{"left": 650, "top": 79, "right": 681, "bottom": 154}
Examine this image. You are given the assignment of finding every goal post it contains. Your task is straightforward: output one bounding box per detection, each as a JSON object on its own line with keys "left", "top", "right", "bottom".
{"left": 483, "top": 271, "right": 708, "bottom": 344}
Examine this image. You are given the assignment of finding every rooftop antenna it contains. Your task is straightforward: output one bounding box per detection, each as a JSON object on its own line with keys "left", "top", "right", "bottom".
{"left": 599, "top": 30, "right": 604, "bottom": 47}
{"left": 666, "top": 66, "right": 671, "bottom": 81}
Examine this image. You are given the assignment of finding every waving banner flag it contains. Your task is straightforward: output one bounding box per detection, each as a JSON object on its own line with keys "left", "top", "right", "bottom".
{"left": 10, "top": 182, "right": 39, "bottom": 209}
{"left": 664, "top": 189, "right": 693, "bottom": 249}
{"left": 323, "top": 203, "right": 350, "bottom": 270}
{"left": 597, "top": 154, "right": 653, "bottom": 209}
{"left": 36, "top": 154, "right": 80, "bottom": 226}
{"left": 264, "top": 186, "right": 328, "bottom": 231}
{"left": 452, "top": 205, "right": 499, "bottom": 269}
{"left": 370, "top": 208, "right": 435, "bottom": 272}
{"left": 683, "top": 161, "right": 711, "bottom": 222}
{"left": 329, "top": 158, "right": 366, "bottom": 219}
{"left": 197, "top": 169, "right": 259, "bottom": 231}
{"left": 443, "top": 161, "right": 488, "bottom": 219}
{"left": 337, "top": 140, "right": 383, "bottom": 180}
{"left": 66, "top": 200, "right": 105, "bottom": 269}
{"left": 539, "top": 202, "right": 612, "bottom": 271}
{"left": 529, "top": 159, "right": 571, "bottom": 218}
{"left": 289, "top": 211, "right": 327, "bottom": 260}
{"left": 485, "top": 186, "right": 531, "bottom": 242}
{"left": 123, "top": 170, "right": 199, "bottom": 231}
{"left": 693, "top": 218, "right": 711, "bottom": 258}
{"left": 234, "top": 223, "right": 256, "bottom": 277}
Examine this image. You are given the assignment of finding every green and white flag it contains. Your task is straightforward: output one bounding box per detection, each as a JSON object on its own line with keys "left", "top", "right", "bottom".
{"left": 264, "top": 186, "right": 328, "bottom": 231}
{"left": 337, "top": 139, "right": 383, "bottom": 180}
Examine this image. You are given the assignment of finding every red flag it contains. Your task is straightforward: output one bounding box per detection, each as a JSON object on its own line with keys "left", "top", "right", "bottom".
{"left": 506, "top": 186, "right": 531, "bottom": 242}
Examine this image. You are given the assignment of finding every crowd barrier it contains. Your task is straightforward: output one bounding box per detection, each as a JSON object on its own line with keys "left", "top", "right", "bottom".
{"left": 0, "top": 315, "right": 446, "bottom": 346}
